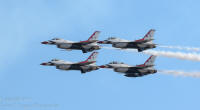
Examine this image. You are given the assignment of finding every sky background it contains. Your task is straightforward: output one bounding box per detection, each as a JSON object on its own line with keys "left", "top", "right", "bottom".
{"left": 1, "top": 0, "right": 200, "bottom": 110}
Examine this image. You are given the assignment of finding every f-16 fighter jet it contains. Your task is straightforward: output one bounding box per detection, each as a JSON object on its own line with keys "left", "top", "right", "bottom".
{"left": 40, "top": 52, "right": 99, "bottom": 73}
{"left": 41, "top": 31, "right": 101, "bottom": 53}
{"left": 98, "top": 29, "right": 156, "bottom": 52}
{"left": 100, "top": 55, "right": 157, "bottom": 77}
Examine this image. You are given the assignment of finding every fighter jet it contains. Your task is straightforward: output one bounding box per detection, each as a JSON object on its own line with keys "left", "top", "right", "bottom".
{"left": 40, "top": 52, "right": 99, "bottom": 73}
{"left": 98, "top": 29, "right": 156, "bottom": 52}
{"left": 41, "top": 31, "right": 101, "bottom": 53}
{"left": 100, "top": 55, "right": 157, "bottom": 77}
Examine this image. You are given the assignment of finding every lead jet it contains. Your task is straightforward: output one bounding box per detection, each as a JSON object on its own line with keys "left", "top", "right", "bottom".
{"left": 100, "top": 55, "right": 157, "bottom": 77}
{"left": 41, "top": 31, "right": 101, "bottom": 53}
{"left": 98, "top": 29, "right": 156, "bottom": 52}
{"left": 40, "top": 52, "right": 99, "bottom": 73}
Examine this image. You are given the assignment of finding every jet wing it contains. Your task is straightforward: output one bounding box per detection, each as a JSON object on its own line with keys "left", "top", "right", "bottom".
{"left": 118, "top": 64, "right": 146, "bottom": 69}
{"left": 72, "top": 41, "right": 97, "bottom": 45}
{"left": 114, "top": 39, "right": 154, "bottom": 45}
{"left": 73, "top": 61, "right": 96, "bottom": 66}
{"left": 133, "top": 39, "right": 153, "bottom": 44}
{"left": 129, "top": 66, "right": 146, "bottom": 69}
{"left": 120, "top": 64, "right": 153, "bottom": 69}
{"left": 112, "top": 39, "right": 154, "bottom": 45}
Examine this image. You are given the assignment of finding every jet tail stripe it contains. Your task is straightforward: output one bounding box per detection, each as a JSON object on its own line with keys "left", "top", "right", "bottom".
{"left": 88, "top": 31, "right": 100, "bottom": 41}
{"left": 144, "top": 55, "right": 156, "bottom": 66}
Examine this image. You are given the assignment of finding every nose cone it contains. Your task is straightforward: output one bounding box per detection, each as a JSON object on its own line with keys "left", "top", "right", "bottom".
{"left": 41, "top": 41, "right": 49, "bottom": 44}
{"left": 97, "top": 41, "right": 104, "bottom": 44}
{"left": 40, "top": 63, "right": 47, "bottom": 65}
{"left": 94, "top": 66, "right": 100, "bottom": 70}
{"left": 99, "top": 65, "right": 106, "bottom": 68}
{"left": 95, "top": 46, "right": 101, "bottom": 50}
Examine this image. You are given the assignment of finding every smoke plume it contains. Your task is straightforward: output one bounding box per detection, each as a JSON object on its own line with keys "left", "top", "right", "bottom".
{"left": 158, "top": 70, "right": 200, "bottom": 78}
{"left": 159, "top": 45, "right": 200, "bottom": 52}
{"left": 102, "top": 47, "right": 200, "bottom": 62}
{"left": 143, "top": 50, "right": 200, "bottom": 62}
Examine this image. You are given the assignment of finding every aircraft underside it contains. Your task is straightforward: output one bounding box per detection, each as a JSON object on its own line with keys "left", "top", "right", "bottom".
{"left": 127, "top": 43, "right": 156, "bottom": 52}
{"left": 57, "top": 44, "right": 99, "bottom": 53}
{"left": 56, "top": 64, "right": 99, "bottom": 73}
{"left": 112, "top": 42, "right": 156, "bottom": 52}
{"left": 124, "top": 69, "right": 157, "bottom": 77}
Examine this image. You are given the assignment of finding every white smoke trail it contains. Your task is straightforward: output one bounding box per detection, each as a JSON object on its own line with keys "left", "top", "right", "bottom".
{"left": 143, "top": 50, "right": 200, "bottom": 62}
{"left": 158, "top": 70, "right": 200, "bottom": 78}
{"left": 159, "top": 45, "right": 200, "bottom": 52}
{"left": 102, "top": 46, "right": 200, "bottom": 62}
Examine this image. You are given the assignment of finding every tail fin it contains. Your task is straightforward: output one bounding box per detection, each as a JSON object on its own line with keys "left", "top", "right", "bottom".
{"left": 144, "top": 55, "right": 156, "bottom": 66}
{"left": 86, "top": 52, "right": 98, "bottom": 63}
{"left": 88, "top": 31, "right": 100, "bottom": 41}
{"left": 143, "top": 29, "right": 155, "bottom": 41}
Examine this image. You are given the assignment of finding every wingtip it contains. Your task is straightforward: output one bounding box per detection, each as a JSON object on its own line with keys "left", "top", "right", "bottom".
{"left": 150, "top": 29, "right": 156, "bottom": 31}
{"left": 91, "top": 51, "right": 98, "bottom": 54}
{"left": 93, "top": 31, "right": 101, "bottom": 34}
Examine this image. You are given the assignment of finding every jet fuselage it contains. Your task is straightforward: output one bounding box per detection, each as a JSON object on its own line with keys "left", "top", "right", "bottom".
{"left": 112, "top": 42, "right": 156, "bottom": 52}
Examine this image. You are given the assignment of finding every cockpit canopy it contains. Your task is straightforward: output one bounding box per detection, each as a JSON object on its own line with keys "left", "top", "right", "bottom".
{"left": 51, "top": 59, "right": 60, "bottom": 61}
{"left": 109, "top": 61, "right": 124, "bottom": 64}
{"left": 52, "top": 38, "right": 61, "bottom": 40}
{"left": 107, "top": 37, "right": 117, "bottom": 40}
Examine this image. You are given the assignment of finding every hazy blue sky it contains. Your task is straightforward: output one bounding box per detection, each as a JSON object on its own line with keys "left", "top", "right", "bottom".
{"left": 1, "top": 0, "right": 200, "bottom": 110}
